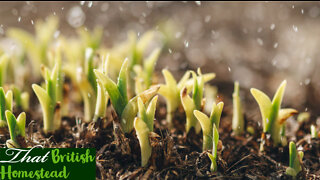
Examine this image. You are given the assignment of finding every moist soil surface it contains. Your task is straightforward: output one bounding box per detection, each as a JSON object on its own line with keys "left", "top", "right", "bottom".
{"left": 0, "top": 81, "right": 319, "bottom": 180}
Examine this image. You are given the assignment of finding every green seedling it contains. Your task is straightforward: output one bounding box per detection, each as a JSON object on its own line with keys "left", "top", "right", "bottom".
{"left": 5, "top": 110, "right": 26, "bottom": 148}
{"left": 11, "top": 85, "right": 29, "bottom": 111}
{"left": 286, "top": 141, "right": 304, "bottom": 178}
{"left": 159, "top": 69, "right": 215, "bottom": 128}
{"left": 251, "top": 80, "right": 298, "bottom": 149}
{"left": 134, "top": 48, "right": 161, "bottom": 94}
{"left": 232, "top": 81, "right": 244, "bottom": 135}
{"left": 310, "top": 125, "right": 318, "bottom": 139}
{"left": 0, "top": 88, "right": 13, "bottom": 127}
{"left": 0, "top": 54, "right": 9, "bottom": 86}
{"left": 32, "top": 60, "right": 63, "bottom": 134}
{"left": 194, "top": 102, "right": 224, "bottom": 151}
{"left": 94, "top": 59, "right": 159, "bottom": 133}
{"left": 77, "top": 26, "right": 103, "bottom": 51}
{"left": 207, "top": 124, "right": 219, "bottom": 173}
{"left": 134, "top": 96, "right": 158, "bottom": 167}
{"left": 93, "top": 79, "right": 109, "bottom": 122}
{"left": 8, "top": 16, "right": 59, "bottom": 76}
{"left": 180, "top": 70, "right": 205, "bottom": 133}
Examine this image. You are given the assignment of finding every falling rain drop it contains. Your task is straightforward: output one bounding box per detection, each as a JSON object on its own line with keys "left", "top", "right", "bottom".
{"left": 195, "top": 1, "right": 201, "bottom": 6}
{"left": 228, "top": 67, "right": 231, "bottom": 72}
{"left": 292, "top": 25, "right": 298, "bottom": 32}
{"left": 67, "top": 6, "right": 86, "bottom": 28}
{"left": 270, "top": 23, "right": 275, "bottom": 30}
{"left": 273, "top": 42, "right": 278, "bottom": 48}
{"left": 184, "top": 40, "right": 189, "bottom": 48}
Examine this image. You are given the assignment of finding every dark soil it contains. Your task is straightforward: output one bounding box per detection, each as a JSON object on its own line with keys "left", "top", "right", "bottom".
{"left": 1, "top": 81, "right": 319, "bottom": 180}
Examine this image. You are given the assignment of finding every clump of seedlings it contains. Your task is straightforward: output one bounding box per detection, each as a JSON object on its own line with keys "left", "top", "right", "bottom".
{"left": 251, "top": 80, "right": 298, "bottom": 150}
{"left": 286, "top": 141, "right": 304, "bottom": 178}
{"left": 32, "top": 59, "right": 63, "bottom": 134}
{"left": 180, "top": 69, "right": 208, "bottom": 133}
{"left": 194, "top": 102, "right": 224, "bottom": 151}
{"left": 159, "top": 69, "right": 215, "bottom": 129}
{"left": 194, "top": 101, "right": 223, "bottom": 172}
{"left": 134, "top": 96, "right": 158, "bottom": 167}
{"left": 94, "top": 59, "right": 159, "bottom": 133}
{"left": 5, "top": 110, "right": 26, "bottom": 148}
{"left": 1, "top": 15, "right": 320, "bottom": 179}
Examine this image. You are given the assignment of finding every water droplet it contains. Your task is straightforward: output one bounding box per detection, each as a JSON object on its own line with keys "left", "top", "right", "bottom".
{"left": 67, "top": 6, "right": 85, "bottom": 28}
{"left": 31, "top": 20, "right": 34, "bottom": 25}
{"left": 228, "top": 67, "right": 231, "bottom": 72}
{"left": 18, "top": 16, "right": 21, "bottom": 22}
{"left": 266, "top": 134, "right": 271, "bottom": 139}
{"left": 204, "top": 15, "right": 211, "bottom": 23}
{"left": 175, "top": 32, "right": 182, "bottom": 39}
{"left": 87, "top": 1, "right": 93, "bottom": 8}
{"left": 54, "top": 30, "right": 60, "bottom": 39}
{"left": 195, "top": 1, "right": 201, "bottom": 6}
{"left": 88, "top": 93, "right": 91, "bottom": 98}
{"left": 304, "top": 78, "right": 311, "bottom": 85}
{"left": 301, "top": 9, "right": 304, "bottom": 14}
{"left": 292, "top": 5, "right": 295, "bottom": 9}
{"left": 305, "top": 107, "right": 308, "bottom": 112}
{"left": 292, "top": 25, "right": 298, "bottom": 32}
{"left": 257, "top": 27, "right": 263, "bottom": 33}
{"left": 257, "top": 38, "right": 263, "bottom": 46}
{"left": 184, "top": 40, "right": 189, "bottom": 48}
{"left": 270, "top": 23, "right": 275, "bottom": 30}
{"left": 80, "top": 1, "right": 85, "bottom": 5}
{"left": 297, "top": 146, "right": 303, "bottom": 151}
{"left": 273, "top": 42, "right": 278, "bottom": 48}
{"left": 168, "top": 48, "right": 172, "bottom": 54}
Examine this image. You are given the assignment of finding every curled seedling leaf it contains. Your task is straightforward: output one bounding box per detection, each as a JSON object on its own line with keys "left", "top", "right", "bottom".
{"left": 0, "top": 88, "right": 13, "bottom": 127}
{"left": 251, "top": 80, "right": 298, "bottom": 148}
{"left": 5, "top": 110, "right": 26, "bottom": 148}
{"left": 232, "top": 81, "right": 244, "bottom": 136}
{"left": 286, "top": 141, "right": 304, "bottom": 178}
{"left": 32, "top": 60, "right": 63, "bottom": 134}
{"left": 194, "top": 102, "right": 224, "bottom": 151}
{"left": 134, "top": 96, "right": 158, "bottom": 167}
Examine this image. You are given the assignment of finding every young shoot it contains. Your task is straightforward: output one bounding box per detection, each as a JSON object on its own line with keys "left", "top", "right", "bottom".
{"left": 310, "top": 125, "right": 318, "bottom": 139}
{"left": 250, "top": 80, "right": 298, "bottom": 148}
{"left": 32, "top": 60, "right": 63, "bottom": 134}
{"left": 94, "top": 59, "right": 159, "bottom": 133}
{"left": 207, "top": 124, "right": 219, "bottom": 173}
{"left": 232, "top": 81, "right": 244, "bottom": 135}
{"left": 93, "top": 79, "right": 108, "bottom": 122}
{"left": 134, "top": 48, "right": 161, "bottom": 94}
{"left": 0, "top": 88, "right": 13, "bottom": 127}
{"left": 159, "top": 69, "right": 215, "bottom": 128}
{"left": 180, "top": 70, "right": 205, "bottom": 133}
{"left": 0, "top": 54, "right": 9, "bottom": 86}
{"left": 286, "top": 141, "right": 304, "bottom": 178}
{"left": 7, "top": 16, "right": 59, "bottom": 76}
{"left": 134, "top": 96, "right": 158, "bottom": 167}
{"left": 5, "top": 110, "right": 26, "bottom": 148}
{"left": 194, "top": 102, "right": 224, "bottom": 151}
{"left": 11, "top": 85, "right": 29, "bottom": 111}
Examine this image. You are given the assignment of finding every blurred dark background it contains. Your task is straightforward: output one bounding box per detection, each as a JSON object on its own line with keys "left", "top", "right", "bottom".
{"left": 1, "top": 1, "right": 320, "bottom": 116}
